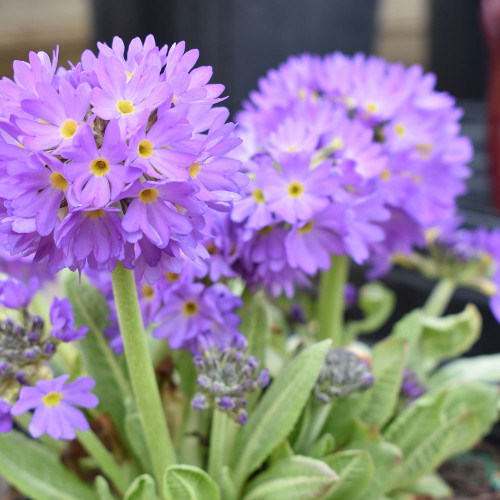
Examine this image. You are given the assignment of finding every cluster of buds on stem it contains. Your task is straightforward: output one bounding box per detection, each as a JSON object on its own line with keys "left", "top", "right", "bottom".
{"left": 0, "top": 311, "right": 55, "bottom": 404}
{"left": 314, "top": 348, "right": 374, "bottom": 404}
{"left": 191, "top": 339, "right": 270, "bottom": 424}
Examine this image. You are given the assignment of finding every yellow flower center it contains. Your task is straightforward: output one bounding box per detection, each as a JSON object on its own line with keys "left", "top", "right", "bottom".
{"left": 259, "top": 226, "right": 273, "bottom": 235}
{"left": 139, "top": 188, "right": 159, "bottom": 203}
{"left": 42, "top": 392, "right": 63, "bottom": 408}
{"left": 49, "top": 172, "right": 68, "bottom": 191}
{"left": 117, "top": 100, "right": 135, "bottom": 114}
{"left": 413, "top": 175, "right": 422, "bottom": 184}
{"left": 416, "top": 143, "right": 433, "bottom": 159}
{"left": 90, "top": 158, "right": 110, "bottom": 177}
{"left": 142, "top": 285, "right": 154, "bottom": 299}
{"left": 138, "top": 139, "right": 154, "bottom": 158}
{"left": 252, "top": 188, "right": 265, "bottom": 203}
{"left": 84, "top": 209, "right": 106, "bottom": 219}
{"left": 60, "top": 119, "right": 78, "bottom": 139}
{"left": 365, "top": 102, "right": 378, "bottom": 114}
{"left": 395, "top": 123, "right": 405, "bottom": 137}
{"left": 125, "top": 71, "right": 134, "bottom": 82}
{"left": 189, "top": 162, "right": 202, "bottom": 179}
{"left": 287, "top": 181, "right": 304, "bottom": 198}
{"left": 298, "top": 221, "right": 313, "bottom": 234}
{"left": 166, "top": 272, "right": 180, "bottom": 282}
{"left": 380, "top": 169, "right": 390, "bottom": 181}
{"left": 331, "top": 137, "right": 344, "bottom": 151}
{"left": 183, "top": 300, "right": 198, "bottom": 316}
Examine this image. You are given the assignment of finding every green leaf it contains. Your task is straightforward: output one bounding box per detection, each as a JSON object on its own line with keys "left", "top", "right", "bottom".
{"left": 219, "top": 466, "right": 237, "bottom": 500}
{"left": 322, "top": 450, "right": 374, "bottom": 500}
{"left": 164, "top": 465, "right": 221, "bottom": 500}
{"left": 123, "top": 474, "right": 158, "bottom": 500}
{"left": 95, "top": 476, "right": 117, "bottom": 500}
{"left": 233, "top": 340, "right": 331, "bottom": 489}
{"left": 239, "top": 290, "right": 272, "bottom": 365}
{"left": 268, "top": 439, "right": 294, "bottom": 465}
{"left": 306, "top": 433, "right": 335, "bottom": 459}
{"left": 64, "top": 272, "right": 131, "bottom": 436}
{"left": 390, "top": 412, "right": 480, "bottom": 490}
{"left": 420, "top": 304, "right": 481, "bottom": 366}
{"left": 394, "top": 473, "right": 453, "bottom": 499}
{"left": 345, "top": 282, "right": 396, "bottom": 340}
{"left": 361, "top": 338, "right": 408, "bottom": 428}
{"left": 243, "top": 456, "right": 338, "bottom": 500}
{"left": 0, "top": 430, "right": 96, "bottom": 500}
{"left": 124, "top": 397, "right": 152, "bottom": 472}
{"left": 428, "top": 353, "right": 500, "bottom": 388}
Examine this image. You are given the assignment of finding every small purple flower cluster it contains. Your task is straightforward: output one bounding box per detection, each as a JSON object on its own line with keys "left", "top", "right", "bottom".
{"left": 400, "top": 368, "right": 426, "bottom": 405}
{"left": 0, "top": 36, "right": 244, "bottom": 281}
{"left": 0, "top": 276, "right": 96, "bottom": 439}
{"left": 191, "top": 336, "right": 269, "bottom": 424}
{"left": 220, "top": 53, "right": 471, "bottom": 295}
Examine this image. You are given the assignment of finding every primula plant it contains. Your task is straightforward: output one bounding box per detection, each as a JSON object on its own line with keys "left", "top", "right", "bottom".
{"left": 0, "top": 36, "right": 498, "bottom": 500}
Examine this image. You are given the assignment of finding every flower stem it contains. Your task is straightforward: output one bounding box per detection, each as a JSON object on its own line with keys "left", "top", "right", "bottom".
{"left": 207, "top": 409, "right": 228, "bottom": 480}
{"left": 423, "top": 278, "right": 456, "bottom": 317}
{"left": 111, "top": 263, "right": 176, "bottom": 492}
{"left": 76, "top": 429, "right": 129, "bottom": 494}
{"left": 318, "top": 254, "right": 349, "bottom": 346}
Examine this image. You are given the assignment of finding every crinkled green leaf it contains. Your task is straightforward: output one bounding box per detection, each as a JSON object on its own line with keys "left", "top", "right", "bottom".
{"left": 390, "top": 412, "right": 480, "bottom": 490}
{"left": 233, "top": 340, "right": 331, "bottom": 489}
{"left": 306, "top": 433, "right": 335, "bottom": 459}
{"left": 123, "top": 474, "right": 157, "bottom": 500}
{"left": 420, "top": 304, "right": 481, "bottom": 365}
{"left": 345, "top": 282, "right": 396, "bottom": 340}
{"left": 164, "top": 465, "right": 220, "bottom": 500}
{"left": 322, "top": 450, "right": 374, "bottom": 500}
{"left": 219, "top": 466, "right": 237, "bottom": 500}
{"left": 243, "top": 456, "right": 337, "bottom": 500}
{"left": 428, "top": 354, "right": 500, "bottom": 388}
{"left": 0, "top": 430, "right": 95, "bottom": 500}
{"left": 361, "top": 338, "right": 408, "bottom": 428}
{"left": 124, "top": 397, "right": 152, "bottom": 472}
{"left": 64, "top": 272, "right": 131, "bottom": 436}
{"left": 394, "top": 473, "right": 453, "bottom": 499}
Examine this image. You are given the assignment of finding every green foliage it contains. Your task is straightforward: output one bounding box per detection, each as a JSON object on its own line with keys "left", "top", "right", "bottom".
{"left": 123, "top": 474, "right": 158, "bottom": 500}
{"left": 95, "top": 476, "right": 117, "bottom": 500}
{"left": 164, "top": 465, "right": 221, "bottom": 500}
{"left": 345, "top": 282, "right": 396, "bottom": 341}
{"left": 232, "top": 340, "right": 331, "bottom": 490}
{"left": 361, "top": 337, "right": 408, "bottom": 428}
{"left": 64, "top": 272, "right": 131, "bottom": 437}
{"left": 322, "top": 450, "right": 374, "bottom": 500}
{"left": 243, "top": 456, "right": 337, "bottom": 500}
{"left": 0, "top": 430, "right": 96, "bottom": 500}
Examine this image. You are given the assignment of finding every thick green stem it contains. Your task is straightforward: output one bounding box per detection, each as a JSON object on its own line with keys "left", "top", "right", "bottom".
{"left": 111, "top": 263, "right": 176, "bottom": 493}
{"left": 423, "top": 278, "right": 456, "bottom": 317}
{"left": 207, "top": 410, "right": 228, "bottom": 480}
{"left": 318, "top": 254, "right": 349, "bottom": 346}
{"left": 77, "top": 429, "right": 129, "bottom": 494}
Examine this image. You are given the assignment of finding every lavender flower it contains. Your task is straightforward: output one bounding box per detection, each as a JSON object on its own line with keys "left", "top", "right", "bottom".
{"left": 50, "top": 297, "right": 88, "bottom": 342}
{"left": 0, "top": 399, "right": 13, "bottom": 433}
{"left": 400, "top": 368, "right": 426, "bottom": 405}
{"left": 191, "top": 338, "right": 269, "bottom": 423}
{"left": 11, "top": 374, "right": 98, "bottom": 440}
{"left": 0, "top": 36, "right": 243, "bottom": 282}
{"left": 314, "top": 348, "right": 374, "bottom": 403}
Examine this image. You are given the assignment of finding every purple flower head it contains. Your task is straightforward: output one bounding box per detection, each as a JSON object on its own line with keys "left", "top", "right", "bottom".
{"left": 11, "top": 374, "right": 98, "bottom": 440}
{"left": 0, "top": 37, "right": 243, "bottom": 280}
{"left": 191, "top": 337, "right": 269, "bottom": 423}
{"left": 50, "top": 297, "right": 88, "bottom": 342}
{"left": 0, "top": 275, "right": 39, "bottom": 309}
{"left": 0, "top": 399, "right": 13, "bottom": 433}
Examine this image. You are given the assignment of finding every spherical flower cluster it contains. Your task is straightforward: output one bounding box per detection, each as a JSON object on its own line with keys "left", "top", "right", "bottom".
{"left": 224, "top": 52, "right": 471, "bottom": 294}
{"left": 0, "top": 36, "right": 244, "bottom": 281}
{"left": 191, "top": 336, "right": 270, "bottom": 424}
{"left": 314, "top": 348, "right": 374, "bottom": 403}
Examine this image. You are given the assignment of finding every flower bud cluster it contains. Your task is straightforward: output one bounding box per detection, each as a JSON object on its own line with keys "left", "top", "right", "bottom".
{"left": 191, "top": 342, "right": 270, "bottom": 424}
{"left": 314, "top": 348, "right": 374, "bottom": 403}
{"left": 0, "top": 314, "right": 55, "bottom": 403}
